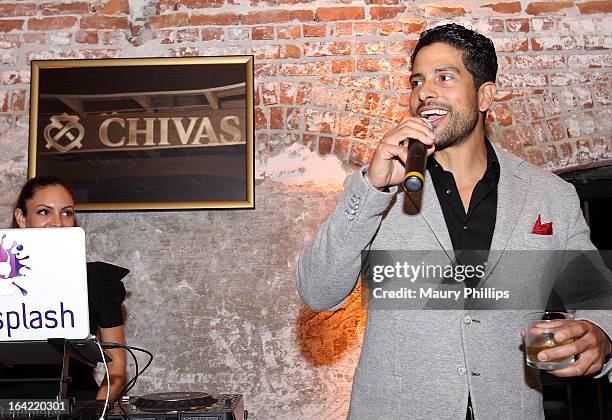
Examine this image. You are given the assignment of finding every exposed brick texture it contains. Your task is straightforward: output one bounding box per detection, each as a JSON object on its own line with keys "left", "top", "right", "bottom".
{"left": 0, "top": 0, "right": 610, "bottom": 176}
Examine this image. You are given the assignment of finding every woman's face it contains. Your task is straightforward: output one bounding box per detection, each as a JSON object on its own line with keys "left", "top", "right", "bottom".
{"left": 14, "top": 185, "right": 76, "bottom": 228}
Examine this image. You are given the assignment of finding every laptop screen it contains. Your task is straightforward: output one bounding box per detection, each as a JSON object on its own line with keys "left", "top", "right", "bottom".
{"left": 0, "top": 227, "right": 90, "bottom": 342}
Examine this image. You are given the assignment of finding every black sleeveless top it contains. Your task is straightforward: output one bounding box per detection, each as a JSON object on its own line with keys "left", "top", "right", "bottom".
{"left": 0, "top": 262, "right": 128, "bottom": 400}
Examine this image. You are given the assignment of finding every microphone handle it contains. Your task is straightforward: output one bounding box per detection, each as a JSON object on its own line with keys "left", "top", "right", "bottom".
{"left": 402, "top": 138, "right": 428, "bottom": 193}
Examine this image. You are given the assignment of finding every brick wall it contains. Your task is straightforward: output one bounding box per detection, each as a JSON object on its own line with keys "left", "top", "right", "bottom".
{"left": 0, "top": 2, "right": 610, "bottom": 417}
{"left": 1, "top": 0, "right": 610, "bottom": 173}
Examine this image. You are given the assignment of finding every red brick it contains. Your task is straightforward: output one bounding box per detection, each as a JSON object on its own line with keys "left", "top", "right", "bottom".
{"left": 93, "top": 0, "right": 129, "bottom": 14}
{"left": 28, "top": 16, "right": 77, "bottom": 30}
{"left": 153, "top": 30, "right": 174, "bottom": 44}
{"left": 304, "top": 41, "right": 351, "bottom": 57}
{"left": 370, "top": 5, "right": 406, "bottom": 20}
{"left": 331, "top": 22, "right": 352, "bottom": 37}
{"left": 302, "top": 134, "right": 317, "bottom": 151}
{"left": 80, "top": 14, "right": 128, "bottom": 29}
{"left": 22, "top": 33, "right": 45, "bottom": 44}
{"left": 593, "top": 83, "right": 610, "bottom": 106}
{"left": 192, "top": 13, "right": 239, "bottom": 25}
{"left": 357, "top": 57, "right": 408, "bottom": 72}
{"left": 242, "top": 10, "right": 290, "bottom": 25}
{"left": 349, "top": 141, "right": 374, "bottom": 165}
{"left": 547, "top": 119, "right": 567, "bottom": 141}
{"left": 544, "top": 145, "right": 559, "bottom": 161}
{"left": 577, "top": 1, "right": 612, "bottom": 13}
{"left": 290, "top": 9, "right": 314, "bottom": 22}
{"left": 403, "top": 20, "right": 426, "bottom": 34}
{"left": 0, "top": 3, "right": 36, "bottom": 17}
{"left": 527, "top": 149, "right": 545, "bottom": 166}
{"left": 422, "top": 5, "right": 468, "bottom": 17}
{"left": 559, "top": 142, "right": 573, "bottom": 157}
{"left": 315, "top": 7, "right": 365, "bottom": 21}
{"left": 334, "top": 138, "right": 351, "bottom": 161}
{"left": 480, "top": 2, "right": 521, "bottom": 13}
{"left": 279, "top": 44, "right": 300, "bottom": 58}
{"left": 367, "top": 0, "right": 399, "bottom": 4}
{"left": 157, "top": 0, "right": 177, "bottom": 13}
{"left": 260, "top": 82, "right": 277, "bottom": 105}
{"left": 506, "top": 18, "right": 530, "bottom": 31}
{"left": 494, "top": 103, "right": 513, "bottom": 126}
{"left": 331, "top": 59, "right": 354, "bottom": 73}
{"left": 40, "top": 1, "right": 89, "bottom": 15}
{"left": 356, "top": 41, "right": 385, "bottom": 55}
{"left": 255, "top": 107, "right": 267, "bottom": 129}
{"left": 492, "top": 37, "right": 529, "bottom": 52}
{"left": 388, "top": 40, "right": 416, "bottom": 55}
{"left": 303, "top": 24, "right": 326, "bottom": 37}
{"left": 280, "top": 82, "right": 296, "bottom": 104}
{"left": 319, "top": 137, "right": 333, "bottom": 155}
{"left": 176, "top": 0, "right": 224, "bottom": 8}
{"left": 149, "top": 13, "right": 188, "bottom": 28}
{"left": 277, "top": 25, "right": 300, "bottom": 39}
{"left": 0, "top": 34, "right": 19, "bottom": 48}
{"left": 252, "top": 45, "right": 279, "bottom": 60}
{"left": 353, "top": 22, "right": 378, "bottom": 36}
{"left": 9, "top": 89, "right": 25, "bottom": 111}
{"left": 74, "top": 30, "right": 98, "bottom": 44}
{"left": 201, "top": 28, "right": 223, "bottom": 40}
{"left": 269, "top": 107, "right": 283, "bottom": 129}
{"left": 526, "top": 1, "right": 574, "bottom": 15}
{"left": 252, "top": 26, "right": 274, "bottom": 40}
{"left": 0, "top": 91, "right": 8, "bottom": 112}
{"left": 391, "top": 75, "right": 411, "bottom": 90}
{"left": 177, "top": 28, "right": 199, "bottom": 42}
{"left": 352, "top": 117, "right": 370, "bottom": 139}
{"left": 514, "top": 55, "right": 565, "bottom": 69}
{"left": 254, "top": 63, "right": 278, "bottom": 77}
{"left": 286, "top": 108, "right": 302, "bottom": 130}
{"left": 0, "top": 19, "right": 24, "bottom": 32}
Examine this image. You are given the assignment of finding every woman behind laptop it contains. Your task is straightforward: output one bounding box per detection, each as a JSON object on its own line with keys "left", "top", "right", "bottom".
{"left": 12, "top": 175, "right": 128, "bottom": 401}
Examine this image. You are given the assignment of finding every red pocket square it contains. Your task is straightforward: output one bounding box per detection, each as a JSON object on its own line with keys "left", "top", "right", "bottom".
{"left": 532, "top": 214, "right": 553, "bottom": 235}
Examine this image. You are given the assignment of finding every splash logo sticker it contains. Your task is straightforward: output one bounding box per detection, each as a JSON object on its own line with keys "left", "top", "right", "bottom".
{"left": 0, "top": 228, "right": 89, "bottom": 341}
{"left": 0, "top": 234, "right": 30, "bottom": 297}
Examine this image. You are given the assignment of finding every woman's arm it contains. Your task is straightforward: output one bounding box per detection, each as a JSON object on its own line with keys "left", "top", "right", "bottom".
{"left": 96, "top": 325, "right": 127, "bottom": 401}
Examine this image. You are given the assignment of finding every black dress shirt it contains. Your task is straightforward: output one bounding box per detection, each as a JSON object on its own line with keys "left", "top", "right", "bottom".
{"left": 428, "top": 139, "right": 500, "bottom": 286}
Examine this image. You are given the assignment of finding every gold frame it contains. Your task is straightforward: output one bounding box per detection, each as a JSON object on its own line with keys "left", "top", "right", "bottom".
{"left": 29, "top": 56, "right": 254, "bottom": 211}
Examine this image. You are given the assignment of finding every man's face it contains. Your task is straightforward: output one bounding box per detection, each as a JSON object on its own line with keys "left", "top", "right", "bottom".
{"left": 409, "top": 42, "right": 480, "bottom": 151}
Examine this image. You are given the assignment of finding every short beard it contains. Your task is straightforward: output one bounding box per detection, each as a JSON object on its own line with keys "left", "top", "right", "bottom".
{"left": 434, "top": 106, "right": 480, "bottom": 151}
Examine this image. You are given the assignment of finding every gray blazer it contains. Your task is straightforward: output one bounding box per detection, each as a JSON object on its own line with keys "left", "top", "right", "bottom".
{"left": 297, "top": 145, "right": 612, "bottom": 419}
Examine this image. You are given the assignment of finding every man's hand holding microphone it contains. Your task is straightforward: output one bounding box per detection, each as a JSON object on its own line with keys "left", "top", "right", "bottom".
{"left": 365, "top": 116, "right": 436, "bottom": 192}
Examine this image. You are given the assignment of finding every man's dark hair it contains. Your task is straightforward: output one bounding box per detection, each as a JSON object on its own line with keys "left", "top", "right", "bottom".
{"left": 12, "top": 175, "right": 75, "bottom": 227}
{"left": 411, "top": 23, "right": 498, "bottom": 89}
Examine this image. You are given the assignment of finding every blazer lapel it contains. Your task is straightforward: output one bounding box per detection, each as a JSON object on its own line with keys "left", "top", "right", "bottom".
{"left": 483, "top": 145, "right": 530, "bottom": 279}
{"left": 409, "top": 170, "right": 455, "bottom": 262}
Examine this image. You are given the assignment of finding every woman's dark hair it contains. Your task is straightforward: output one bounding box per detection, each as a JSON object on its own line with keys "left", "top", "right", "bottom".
{"left": 12, "top": 175, "right": 76, "bottom": 227}
{"left": 411, "top": 23, "right": 498, "bottom": 89}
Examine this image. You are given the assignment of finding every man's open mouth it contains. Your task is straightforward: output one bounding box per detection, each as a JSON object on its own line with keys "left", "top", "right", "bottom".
{"left": 419, "top": 107, "right": 449, "bottom": 127}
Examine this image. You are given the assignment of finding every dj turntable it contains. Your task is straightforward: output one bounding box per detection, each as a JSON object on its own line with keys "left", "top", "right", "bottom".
{"left": 105, "top": 392, "right": 246, "bottom": 420}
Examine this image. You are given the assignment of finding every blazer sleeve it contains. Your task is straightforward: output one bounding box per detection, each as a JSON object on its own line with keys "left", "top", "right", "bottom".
{"left": 296, "top": 168, "right": 397, "bottom": 311}
{"left": 561, "top": 183, "right": 612, "bottom": 380}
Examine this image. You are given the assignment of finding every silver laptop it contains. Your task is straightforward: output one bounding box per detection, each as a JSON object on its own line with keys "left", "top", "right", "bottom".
{"left": 0, "top": 227, "right": 90, "bottom": 342}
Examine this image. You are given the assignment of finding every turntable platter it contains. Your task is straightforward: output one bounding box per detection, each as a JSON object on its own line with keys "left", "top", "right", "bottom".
{"left": 132, "top": 391, "right": 218, "bottom": 412}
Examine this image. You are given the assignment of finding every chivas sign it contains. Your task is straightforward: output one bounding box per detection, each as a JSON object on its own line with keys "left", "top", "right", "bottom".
{"left": 41, "top": 110, "right": 245, "bottom": 154}
{"left": 28, "top": 56, "right": 254, "bottom": 210}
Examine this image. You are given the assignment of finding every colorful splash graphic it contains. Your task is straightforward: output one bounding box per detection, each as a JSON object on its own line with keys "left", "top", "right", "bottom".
{"left": 0, "top": 234, "right": 30, "bottom": 296}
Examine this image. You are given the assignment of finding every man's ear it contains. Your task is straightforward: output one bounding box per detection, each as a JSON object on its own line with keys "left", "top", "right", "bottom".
{"left": 14, "top": 208, "right": 26, "bottom": 228}
{"left": 478, "top": 82, "right": 496, "bottom": 113}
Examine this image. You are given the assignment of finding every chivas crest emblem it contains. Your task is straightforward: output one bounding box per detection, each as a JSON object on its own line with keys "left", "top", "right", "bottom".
{"left": 43, "top": 113, "right": 85, "bottom": 153}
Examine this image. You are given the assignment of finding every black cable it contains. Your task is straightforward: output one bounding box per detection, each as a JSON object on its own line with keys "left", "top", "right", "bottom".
{"left": 99, "top": 342, "right": 153, "bottom": 420}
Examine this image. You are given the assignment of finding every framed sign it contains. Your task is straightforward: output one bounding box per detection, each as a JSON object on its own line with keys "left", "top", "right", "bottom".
{"left": 28, "top": 56, "right": 254, "bottom": 210}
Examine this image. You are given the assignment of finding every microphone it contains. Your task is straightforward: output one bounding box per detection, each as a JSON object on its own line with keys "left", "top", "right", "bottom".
{"left": 402, "top": 118, "right": 433, "bottom": 193}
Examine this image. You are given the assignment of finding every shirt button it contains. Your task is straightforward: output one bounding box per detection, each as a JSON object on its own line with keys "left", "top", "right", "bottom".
{"left": 446, "top": 188, "right": 451, "bottom": 194}
{"left": 464, "top": 315, "right": 472, "bottom": 324}
{"left": 456, "top": 366, "right": 467, "bottom": 376}
{"left": 462, "top": 226, "right": 468, "bottom": 231}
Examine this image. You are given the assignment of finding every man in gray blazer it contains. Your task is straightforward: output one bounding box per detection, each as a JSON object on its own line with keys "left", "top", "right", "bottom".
{"left": 297, "top": 24, "right": 612, "bottom": 419}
